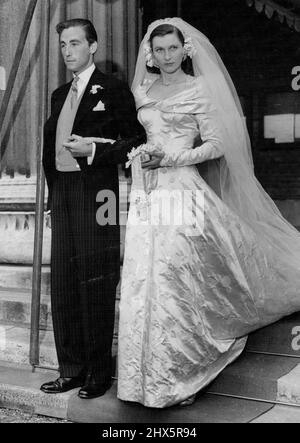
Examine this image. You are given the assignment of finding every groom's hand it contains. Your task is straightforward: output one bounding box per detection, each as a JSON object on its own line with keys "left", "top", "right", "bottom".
{"left": 63, "top": 134, "right": 93, "bottom": 157}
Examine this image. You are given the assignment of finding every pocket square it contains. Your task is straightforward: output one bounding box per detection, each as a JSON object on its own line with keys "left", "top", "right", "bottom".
{"left": 93, "top": 100, "right": 106, "bottom": 111}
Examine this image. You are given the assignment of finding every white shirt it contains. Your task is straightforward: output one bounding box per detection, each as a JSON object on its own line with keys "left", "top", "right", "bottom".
{"left": 74, "top": 63, "right": 96, "bottom": 98}
{"left": 73, "top": 63, "right": 96, "bottom": 164}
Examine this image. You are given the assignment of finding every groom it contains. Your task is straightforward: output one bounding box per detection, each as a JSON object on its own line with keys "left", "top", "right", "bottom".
{"left": 41, "top": 19, "right": 145, "bottom": 399}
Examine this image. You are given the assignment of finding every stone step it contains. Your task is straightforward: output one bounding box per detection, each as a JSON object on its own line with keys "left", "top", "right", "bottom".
{"left": 0, "top": 263, "right": 121, "bottom": 297}
{"left": 208, "top": 351, "right": 300, "bottom": 405}
{"left": 0, "top": 288, "right": 52, "bottom": 330}
{"left": 0, "top": 265, "right": 50, "bottom": 294}
{"left": 0, "top": 287, "right": 120, "bottom": 335}
{"left": 1, "top": 357, "right": 300, "bottom": 422}
{"left": 2, "top": 322, "right": 300, "bottom": 406}
{"left": 0, "top": 212, "right": 51, "bottom": 265}
{"left": 0, "top": 361, "right": 70, "bottom": 420}
{"left": 0, "top": 210, "right": 127, "bottom": 266}
{"left": 0, "top": 284, "right": 299, "bottom": 360}
{"left": 251, "top": 405, "right": 300, "bottom": 423}
{"left": 0, "top": 361, "right": 278, "bottom": 423}
{"left": 275, "top": 200, "right": 300, "bottom": 229}
{"left": 0, "top": 324, "right": 118, "bottom": 371}
{"left": 0, "top": 325, "right": 58, "bottom": 369}
{"left": 1, "top": 324, "right": 300, "bottom": 417}
{"left": 246, "top": 311, "right": 300, "bottom": 357}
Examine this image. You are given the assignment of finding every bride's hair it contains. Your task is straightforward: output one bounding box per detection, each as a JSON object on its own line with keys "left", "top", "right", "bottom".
{"left": 149, "top": 24, "right": 184, "bottom": 47}
{"left": 147, "top": 24, "right": 194, "bottom": 76}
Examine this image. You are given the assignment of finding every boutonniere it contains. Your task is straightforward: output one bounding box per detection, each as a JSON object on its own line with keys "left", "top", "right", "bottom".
{"left": 93, "top": 100, "right": 106, "bottom": 112}
{"left": 90, "top": 84, "right": 104, "bottom": 94}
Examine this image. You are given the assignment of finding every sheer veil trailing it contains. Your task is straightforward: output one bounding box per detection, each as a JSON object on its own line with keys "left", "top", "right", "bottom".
{"left": 132, "top": 17, "right": 300, "bottom": 269}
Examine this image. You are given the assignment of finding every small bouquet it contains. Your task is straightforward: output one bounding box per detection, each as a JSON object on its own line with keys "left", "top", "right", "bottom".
{"left": 126, "top": 143, "right": 164, "bottom": 221}
{"left": 125, "top": 143, "right": 163, "bottom": 168}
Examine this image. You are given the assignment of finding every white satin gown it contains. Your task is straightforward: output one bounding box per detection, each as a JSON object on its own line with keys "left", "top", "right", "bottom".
{"left": 117, "top": 77, "right": 300, "bottom": 408}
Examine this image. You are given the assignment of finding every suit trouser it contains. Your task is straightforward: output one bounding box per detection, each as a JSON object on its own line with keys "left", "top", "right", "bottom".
{"left": 50, "top": 171, "right": 120, "bottom": 382}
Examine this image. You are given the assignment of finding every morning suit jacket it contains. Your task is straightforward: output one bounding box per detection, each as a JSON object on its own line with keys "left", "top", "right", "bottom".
{"left": 43, "top": 68, "right": 146, "bottom": 212}
{"left": 42, "top": 68, "right": 146, "bottom": 379}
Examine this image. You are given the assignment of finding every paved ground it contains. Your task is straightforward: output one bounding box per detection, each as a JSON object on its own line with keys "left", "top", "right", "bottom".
{"left": 1, "top": 403, "right": 300, "bottom": 423}
{"left": 1, "top": 361, "right": 300, "bottom": 423}
{"left": 0, "top": 408, "right": 71, "bottom": 423}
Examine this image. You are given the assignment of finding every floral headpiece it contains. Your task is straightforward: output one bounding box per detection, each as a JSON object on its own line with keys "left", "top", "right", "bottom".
{"left": 143, "top": 29, "right": 196, "bottom": 68}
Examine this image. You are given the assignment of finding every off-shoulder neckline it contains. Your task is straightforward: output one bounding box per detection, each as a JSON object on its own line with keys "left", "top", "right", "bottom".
{"left": 142, "top": 75, "right": 201, "bottom": 104}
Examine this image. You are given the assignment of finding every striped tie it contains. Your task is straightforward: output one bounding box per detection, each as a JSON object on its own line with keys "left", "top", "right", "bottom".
{"left": 70, "top": 75, "right": 79, "bottom": 109}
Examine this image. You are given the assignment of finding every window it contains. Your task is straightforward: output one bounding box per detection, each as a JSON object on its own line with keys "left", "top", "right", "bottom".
{"left": 264, "top": 92, "right": 300, "bottom": 146}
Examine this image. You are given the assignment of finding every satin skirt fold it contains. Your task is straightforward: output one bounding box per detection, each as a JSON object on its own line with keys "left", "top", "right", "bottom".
{"left": 117, "top": 164, "right": 300, "bottom": 408}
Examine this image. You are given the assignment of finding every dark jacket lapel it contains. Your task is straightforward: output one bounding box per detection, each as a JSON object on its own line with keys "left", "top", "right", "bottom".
{"left": 73, "top": 68, "right": 107, "bottom": 130}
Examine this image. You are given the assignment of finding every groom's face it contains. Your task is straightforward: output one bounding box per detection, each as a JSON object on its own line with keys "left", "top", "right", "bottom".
{"left": 60, "top": 26, "right": 97, "bottom": 75}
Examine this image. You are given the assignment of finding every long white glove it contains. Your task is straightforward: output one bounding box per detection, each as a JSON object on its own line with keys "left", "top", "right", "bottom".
{"left": 160, "top": 112, "right": 224, "bottom": 167}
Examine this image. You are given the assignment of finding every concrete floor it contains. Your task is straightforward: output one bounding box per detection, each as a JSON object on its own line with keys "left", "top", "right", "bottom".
{"left": 1, "top": 360, "right": 300, "bottom": 423}
{"left": 0, "top": 407, "right": 70, "bottom": 423}
{"left": 1, "top": 403, "right": 300, "bottom": 424}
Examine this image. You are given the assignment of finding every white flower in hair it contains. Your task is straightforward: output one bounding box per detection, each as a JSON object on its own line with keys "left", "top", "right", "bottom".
{"left": 143, "top": 42, "right": 154, "bottom": 67}
{"left": 183, "top": 36, "right": 197, "bottom": 58}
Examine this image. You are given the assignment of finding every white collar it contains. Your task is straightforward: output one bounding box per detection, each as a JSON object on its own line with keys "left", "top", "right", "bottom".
{"left": 73, "top": 64, "right": 96, "bottom": 96}
{"left": 76, "top": 63, "right": 95, "bottom": 81}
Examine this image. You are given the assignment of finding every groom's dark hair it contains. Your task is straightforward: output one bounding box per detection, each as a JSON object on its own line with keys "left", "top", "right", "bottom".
{"left": 56, "top": 18, "right": 98, "bottom": 45}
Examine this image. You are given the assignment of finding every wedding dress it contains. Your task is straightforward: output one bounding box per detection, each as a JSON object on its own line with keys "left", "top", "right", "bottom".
{"left": 117, "top": 77, "right": 300, "bottom": 408}
{"left": 116, "top": 18, "right": 300, "bottom": 408}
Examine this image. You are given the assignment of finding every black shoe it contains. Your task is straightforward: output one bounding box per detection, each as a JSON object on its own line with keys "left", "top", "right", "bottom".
{"left": 78, "top": 375, "right": 111, "bottom": 400}
{"left": 40, "top": 377, "right": 84, "bottom": 394}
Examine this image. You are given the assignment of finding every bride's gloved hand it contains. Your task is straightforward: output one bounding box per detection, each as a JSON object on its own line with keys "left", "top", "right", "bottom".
{"left": 160, "top": 143, "right": 224, "bottom": 168}
{"left": 141, "top": 149, "right": 165, "bottom": 170}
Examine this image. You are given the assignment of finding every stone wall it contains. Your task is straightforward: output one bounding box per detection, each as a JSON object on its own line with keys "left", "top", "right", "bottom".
{"left": 0, "top": 212, "right": 51, "bottom": 265}
{"left": 0, "top": 173, "right": 129, "bottom": 266}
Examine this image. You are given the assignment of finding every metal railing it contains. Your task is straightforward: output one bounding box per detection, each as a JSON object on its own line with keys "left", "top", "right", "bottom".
{"left": 0, "top": 0, "right": 39, "bottom": 149}
{"left": 0, "top": 0, "right": 50, "bottom": 371}
{"left": 30, "top": 0, "right": 50, "bottom": 370}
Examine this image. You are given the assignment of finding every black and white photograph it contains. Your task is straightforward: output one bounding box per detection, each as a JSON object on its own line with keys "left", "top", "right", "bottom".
{"left": 0, "top": 0, "right": 300, "bottom": 426}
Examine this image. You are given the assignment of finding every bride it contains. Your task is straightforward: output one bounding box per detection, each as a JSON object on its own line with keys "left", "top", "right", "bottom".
{"left": 114, "top": 18, "right": 300, "bottom": 408}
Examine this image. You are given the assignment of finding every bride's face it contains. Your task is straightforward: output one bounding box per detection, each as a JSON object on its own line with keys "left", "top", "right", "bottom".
{"left": 151, "top": 33, "right": 184, "bottom": 74}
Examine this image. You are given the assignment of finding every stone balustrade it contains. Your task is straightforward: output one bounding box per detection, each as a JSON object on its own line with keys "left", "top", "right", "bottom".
{"left": 0, "top": 173, "right": 130, "bottom": 266}
{"left": 0, "top": 212, "right": 51, "bottom": 265}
